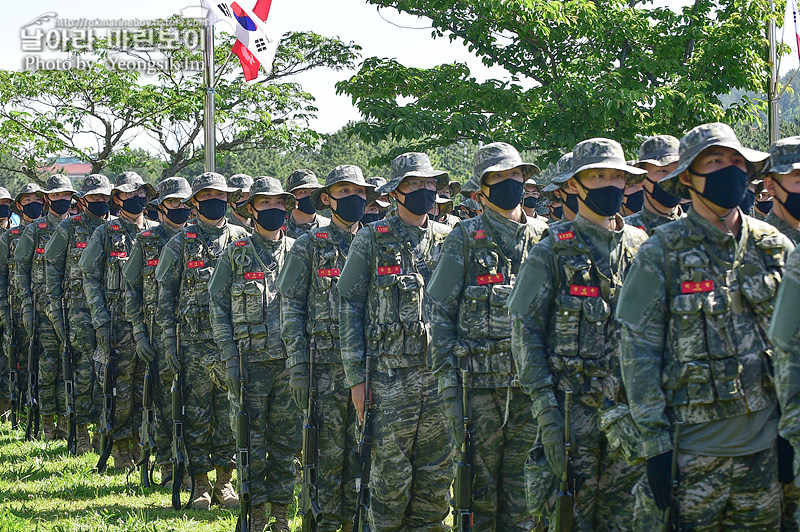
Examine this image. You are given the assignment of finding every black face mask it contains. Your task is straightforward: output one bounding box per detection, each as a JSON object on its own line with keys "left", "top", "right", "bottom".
{"left": 551, "top": 205, "right": 564, "bottom": 219}
{"left": 774, "top": 179, "right": 800, "bottom": 221}
{"left": 577, "top": 180, "right": 625, "bottom": 217}
{"left": 296, "top": 195, "right": 316, "bottom": 215}
{"left": 523, "top": 196, "right": 539, "bottom": 209}
{"left": 398, "top": 188, "right": 437, "bottom": 216}
{"left": 755, "top": 200, "right": 773, "bottom": 213}
{"left": 486, "top": 178, "right": 524, "bottom": 210}
{"left": 22, "top": 202, "right": 43, "bottom": 220}
{"left": 564, "top": 193, "right": 579, "bottom": 215}
{"left": 331, "top": 194, "right": 366, "bottom": 224}
{"left": 0, "top": 205, "right": 9, "bottom": 219}
{"left": 361, "top": 212, "right": 384, "bottom": 224}
{"left": 689, "top": 165, "right": 749, "bottom": 210}
{"left": 646, "top": 178, "right": 682, "bottom": 209}
{"left": 166, "top": 207, "right": 191, "bottom": 225}
{"left": 197, "top": 198, "right": 227, "bottom": 220}
{"left": 255, "top": 208, "right": 286, "bottom": 232}
{"left": 121, "top": 195, "right": 147, "bottom": 215}
{"left": 146, "top": 207, "right": 160, "bottom": 221}
{"left": 86, "top": 201, "right": 109, "bottom": 218}
{"left": 624, "top": 189, "right": 644, "bottom": 213}
{"left": 49, "top": 198, "right": 71, "bottom": 215}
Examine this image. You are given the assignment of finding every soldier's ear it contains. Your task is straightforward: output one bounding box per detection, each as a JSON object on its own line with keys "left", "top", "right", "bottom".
{"left": 321, "top": 192, "right": 331, "bottom": 207}
{"left": 678, "top": 171, "right": 693, "bottom": 188}
{"left": 565, "top": 178, "right": 580, "bottom": 195}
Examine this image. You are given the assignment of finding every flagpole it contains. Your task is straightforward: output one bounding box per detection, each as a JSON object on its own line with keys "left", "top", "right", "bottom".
{"left": 203, "top": 18, "right": 216, "bottom": 172}
{"left": 769, "top": 0, "right": 779, "bottom": 145}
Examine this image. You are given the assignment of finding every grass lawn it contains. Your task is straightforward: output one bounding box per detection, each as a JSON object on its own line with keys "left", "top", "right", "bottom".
{"left": 0, "top": 419, "right": 302, "bottom": 531}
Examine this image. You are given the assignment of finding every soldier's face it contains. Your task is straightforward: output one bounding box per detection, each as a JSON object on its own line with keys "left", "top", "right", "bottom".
{"left": 232, "top": 192, "right": 250, "bottom": 205}
{"left": 84, "top": 193, "right": 110, "bottom": 203}
{"left": 250, "top": 195, "right": 286, "bottom": 212}
{"left": 640, "top": 162, "right": 678, "bottom": 194}
{"left": 568, "top": 168, "right": 626, "bottom": 195}
{"left": 18, "top": 193, "right": 43, "bottom": 207}
{"left": 523, "top": 185, "right": 539, "bottom": 199}
{"left": 323, "top": 182, "right": 367, "bottom": 206}
{"left": 482, "top": 167, "right": 524, "bottom": 187}
{"left": 47, "top": 191, "right": 73, "bottom": 203}
{"left": 681, "top": 146, "right": 747, "bottom": 192}
{"left": 765, "top": 170, "right": 800, "bottom": 202}
{"left": 365, "top": 203, "right": 380, "bottom": 215}
{"left": 161, "top": 198, "right": 184, "bottom": 210}
{"left": 293, "top": 187, "right": 315, "bottom": 200}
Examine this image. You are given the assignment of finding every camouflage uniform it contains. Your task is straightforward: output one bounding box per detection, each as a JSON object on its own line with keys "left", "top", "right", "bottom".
{"left": 154, "top": 172, "right": 248, "bottom": 479}
{"left": 228, "top": 174, "right": 253, "bottom": 233}
{"left": 80, "top": 172, "right": 157, "bottom": 459}
{"left": 617, "top": 123, "right": 790, "bottom": 531}
{"left": 15, "top": 175, "right": 78, "bottom": 433}
{"left": 338, "top": 153, "right": 454, "bottom": 532}
{"left": 427, "top": 143, "right": 548, "bottom": 531}
{"left": 209, "top": 176, "right": 301, "bottom": 517}
{"left": 277, "top": 166, "right": 378, "bottom": 531}
{"left": 508, "top": 139, "right": 649, "bottom": 531}
{"left": 122, "top": 177, "right": 192, "bottom": 469}
{"left": 285, "top": 169, "right": 330, "bottom": 239}
{"left": 0, "top": 187, "right": 12, "bottom": 408}
{"left": 44, "top": 175, "right": 113, "bottom": 435}
{"left": 0, "top": 184, "right": 42, "bottom": 425}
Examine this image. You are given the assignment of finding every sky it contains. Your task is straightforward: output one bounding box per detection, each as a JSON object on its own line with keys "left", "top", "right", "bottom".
{"left": 0, "top": 0, "right": 511, "bottom": 134}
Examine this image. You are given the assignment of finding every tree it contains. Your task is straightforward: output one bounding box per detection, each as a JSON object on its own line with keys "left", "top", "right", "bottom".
{"left": 337, "top": 0, "right": 781, "bottom": 164}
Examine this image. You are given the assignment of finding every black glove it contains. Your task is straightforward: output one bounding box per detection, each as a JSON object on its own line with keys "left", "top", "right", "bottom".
{"left": 289, "top": 363, "right": 310, "bottom": 411}
{"left": 164, "top": 336, "right": 181, "bottom": 374}
{"left": 538, "top": 407, "right": 566, "bottom": 477}
{"left": 442, "top": 386, "right": 464, "bottom": 445}
{"left": 778, "top": 436, "right": 795, "bottom": 484}
{"left": 133, "top": 329, "right": 156, "bottom": 363}
{"left": 23, "top": 308, "right": 33, "bottom": 337}
{"left": 647, "top": 451, "right": 674, "bottom": 511}
{"left": 225, "top": 357, "right": 241, "bottom": 393}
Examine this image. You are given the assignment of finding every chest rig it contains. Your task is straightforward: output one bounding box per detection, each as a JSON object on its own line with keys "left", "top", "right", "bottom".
{"left": 64, "top": 215, "right": 102, "bottom": 308}
{"left": 365, "top": 219, "right": 447, "bottom": 370}
{"left": 548, "top": 222, "right": 641, "bottom": 405}
{"left": 137, "top": 226, "right": 170, "bottom": 322}
{"left": 228, "top": 236, "right": 287, "bottom": 362}
{"left": 102, "top": 219, "right": 140, "bottom": 319}
{"left": 7, "top": 224, "right": 25, "bottom": 303}
{"left": 307, "top": 228, "right": 346, "bottom": 362}
{"left": 30, "top": 217, "right": 57, "bottom": 301}
{"left": 655, "top": 219, "right": 785, "bottom": 424}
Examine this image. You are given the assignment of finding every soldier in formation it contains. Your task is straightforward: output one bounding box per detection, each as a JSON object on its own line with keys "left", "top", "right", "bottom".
{"left": 285, "top": 169, "right": 330, "bottom": 239}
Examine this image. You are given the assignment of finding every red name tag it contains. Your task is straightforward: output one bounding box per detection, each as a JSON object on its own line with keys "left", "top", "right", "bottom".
{"left": 234, "top": 240, "right": 246, "bottom": 247}
{"left": 38, "top": 223, "right": 47, "bottom": 229}
{"left": 473, "top": 230, "right": 486, "bottom": 239}
{"left": 377, "top": 265, "right": 401, "bottom": 275}
{"left": 110, "top": 251, "right": 127, "bottom": 258}
{"left": 557, "top": 231, "right": 575, "bottom": 241}
{"left": 316, "top": 232, "right": 329, "bottom": 239}
{"left": 147, "top": 259, "right": 159, "bottom": 266}
{"left": 75, "top": 242, "right": 87, "bottom": 249}
{"left": 376, "top": 225, "right": 389, "bottom": 233}
{"left": 141, "top": 231, "right": 152, "bottom": 237}
{"left": 10, "top": 229, "right": 19, "bottom": 234}
{"left": 570, "top": 284, "right": 599, "bottom": 297}
{"left": 110, "top": 225, "right": 120, "bottom": 231}
{"left": 35, "top": 247, "right": 45, "bottom": 254}
{"left": 186, "top": 232, "right": 197, "bottom": 239}
{"left": 681, "top": 280, "right": 714, "bottom": 294}
{"left": 187, "top": 260, "right": 204, "bottom": 268}
{"left": 244, "top": 271, "right": 264, "bottom": 280}
{"left": 318, "top": 268, "right": 340, "bottom": 277}
{"left": 477, "top": 272, "right": 504, "bottom": 285}
{"left": 73, "top": 216, "right": 82, "bottom": 221}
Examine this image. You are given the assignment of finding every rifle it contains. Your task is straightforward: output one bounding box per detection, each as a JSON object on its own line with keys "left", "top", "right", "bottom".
{"left": 24, "top": 298, "right": 40, "bottom": 441}
{"left": 453, "top": 368, "right": 474, "bottom": 531}
{"left": 61, "top": 298, "right": 77, "bottom": 455}
{"left": 660, "top": 423, "right": 683, "bottom": 532}
{"left": 171, "top": 323, "right": 193, "bottom": 509}
{"left": 137, "top": 314, "right": 158, "bottom": 487}
{"left": 95, "top": 307, "right": 119, "bottom": 473}
{"left": 299, "top": 348, "right": 321, "bottom": 532}
{"left": 236, "top": 342, "right": 251, "bottom": 532}
{"left": 353, "top": 355, "right": 373, "bottom": 532}
{"left": 553, "top": 390, "right": 574, "bottom": 532}
{"left": 8, "top": 303, "right": 20, "bottom": 429}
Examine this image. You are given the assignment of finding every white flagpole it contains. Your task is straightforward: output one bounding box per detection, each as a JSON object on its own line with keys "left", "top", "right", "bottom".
{"left": 769, "top": 0, "right": 779, "bottom": 145}
{"left": 203, "top": 15, "right": 216, "bottom": 172}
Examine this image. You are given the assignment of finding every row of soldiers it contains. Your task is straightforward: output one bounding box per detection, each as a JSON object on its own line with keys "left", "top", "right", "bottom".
{"left": 3, "top": 120, "right": 800, "bottom": 532}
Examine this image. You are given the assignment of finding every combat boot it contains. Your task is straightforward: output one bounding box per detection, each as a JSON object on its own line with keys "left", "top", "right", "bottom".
{"left": 340, "top": 520, "right": 353, "bottom": 532}
{"left": 55, "top": 417, "right": 68, "bottom": 440}
{"left": 160, "top": 464, "right": 173, "bottom": 490}
{"left": 191, "top": 472, "right": 213, "bottom": 510}
{"left": 91, "top": 428, "right": 101, "bottom": 452}
{"left": 212, "top": 466, "right": 239, "bottom": 507}
{"left": 250, "top": 503, "right": 268, "bottom": 532}
{"left": 41, "top": 414, "right": 57, "bottom": 441}
{"left": 76, "top": 424, "right": 92, "bottom": 455}
{"left": 0, "top": 396, "right": 10, "bottom": 415}
{"left": 268, "top": 503, "right": 290, "bottom": 532}
{"left": 112, "top": 439, "right": 134, "bottom": 470}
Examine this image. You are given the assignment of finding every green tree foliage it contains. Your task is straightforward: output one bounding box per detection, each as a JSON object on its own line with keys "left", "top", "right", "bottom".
{"left": 336, "top": 0, "right": 780, "bottom": 164}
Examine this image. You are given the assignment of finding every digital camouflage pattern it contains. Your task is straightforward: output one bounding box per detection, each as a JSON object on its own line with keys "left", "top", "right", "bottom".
{"left": 377, "top": 152, "right": 449, "bottom": 195}
{"left": 617, "top": 207, "right": 793, "bottom": 530}
{"left": 635, "top": 135, "right": 680, "bottom": 167}
{"left": 427, "top": 200, "right": 548, "bottom": 530}
{"left": 623, "top": 207, "right": 684, "bottom": 235}
{"left": 277, "top": 220, "right": 359, "bottom": 531}
{"left": 508, "top": 214, "right": 648, "bottom": 530}
{"left": 337, "top": 210, "right": 453, "bottom": 531}
{"left": 209, "top": 229, "right": 300, "bottom": 507}
{"left": 551, "top": 138, "right": 645, "bottom": 185}
{"left": 765, "top": 211, "right": 800, "bottom": 246}
{"left": 286, "top": 169, "right": 324, "bottom": 192}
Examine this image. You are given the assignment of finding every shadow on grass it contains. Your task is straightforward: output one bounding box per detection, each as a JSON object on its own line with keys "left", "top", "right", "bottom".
{"left": 3, "top": 503, "right": 237, "bottom": 524}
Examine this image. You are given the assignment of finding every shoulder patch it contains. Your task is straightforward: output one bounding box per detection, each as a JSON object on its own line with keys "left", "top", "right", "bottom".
{"left": 376, "top": 225, "right": 390, "bottom": 234}
{"left": 110, "top": 224, "right": 121, "bottom": 231}
{"left": 186, "top": 232, "right": 197, "bottom": 239}
{"left": 141, "top": 230, "right": 152, "bottom": 237}
{"left": 556, "top": 231, "right": 575, "bottom": 241}
{"left": 73, "top": 216, "right": 82, "bottom": 221}
{"left": 234, "top": 239, "right": 247, "bottom": 247}
{"left": 38, "top": 222, "right": 47, "bottom": 229}
{"left": 315, "top": 231, "right": 329, "bottom": 239}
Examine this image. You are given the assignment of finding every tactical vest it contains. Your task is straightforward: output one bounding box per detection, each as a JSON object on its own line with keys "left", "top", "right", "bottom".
{"left": 306, "top": 227, "right": 345, "bottom": 363}
{"left": 364, "top": 219, "right": 448, "bottom": 370}
{"left": 226, "top": 236, "right": 287, "bottom": 362}
{"left": 177, "top": 225, "right": 232, "bottom": 340}
{"left": 64, "top": 215, "right": 102, "bottom": 308}
{"left": 455, "top": 216, "right": 526, "bottom": 387}
{"left": 548, "top": 222, "right": 644, "bottom": 405}
{"left": 7, "top": 224, "right": 25, "bottom": 303}
{"left": 137, "top": 226, "right": 171, "bottom": 321}
{"left": 102, "top": 220, "right": 140, "bottom": 320}
{"left": 30, "top": 218, "right": 56, "bottom": 303}
{"left": 653, "top": 218, "right": 784, "bottom": 424}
